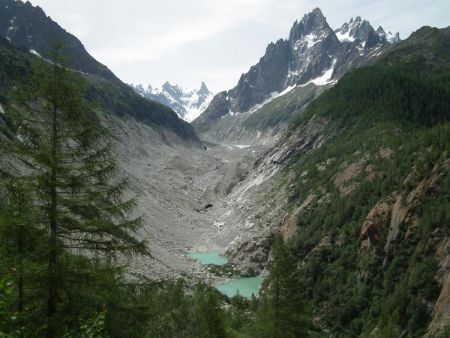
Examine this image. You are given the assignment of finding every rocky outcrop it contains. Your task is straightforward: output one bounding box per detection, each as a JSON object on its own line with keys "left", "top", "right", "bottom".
{"left": 429, "top": 273, "right": 450, "bottom": 335}
{"left": 360, "top": 159, "right": 450, "bottom": 253}
{"left": 379, "top": 147, "right": 394, "bottom": 159}
{"left": 360, "top": 201, "right": 391, "bottom": 249}
{"left": 333, "top": 159, "right": 367, "bottom": 195}
{"left": 226, "top": 233, "right": 273, "bottom": 275}
{"left": 384, "top": 195, "right": 408, "bottom": 253}
{"left": 280, "top": 193, "right": 316, "bottom": 240}
{"left": 428, "top": 238, "right": 450, "bottom": 335}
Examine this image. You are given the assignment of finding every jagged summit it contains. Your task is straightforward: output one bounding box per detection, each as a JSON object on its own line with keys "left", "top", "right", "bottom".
{"left": 132, "top": 82, "right": 214, "bottom": 123}
{"left": 199, "top": 81, "right": 210, "bottom": 95}
{"left": 289, "top": 7, "right": 331, "bottom": 43}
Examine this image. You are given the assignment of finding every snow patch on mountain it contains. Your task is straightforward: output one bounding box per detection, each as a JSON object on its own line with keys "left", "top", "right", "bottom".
{"left": 335, "top": 30, "right": 355, "bottom": 43}
{"left": 240, "top": 85, "right": 297, "bottom": 116}
{"left": 29, "top": 49, "right": 41, "bottom": 57}
{"left": 302, "top": 59, "right": 337, "bottom": 86}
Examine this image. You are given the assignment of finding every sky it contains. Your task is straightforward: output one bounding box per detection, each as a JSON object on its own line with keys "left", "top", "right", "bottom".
{"left": 28, "top": 0, "right": 450, "bottom": 93}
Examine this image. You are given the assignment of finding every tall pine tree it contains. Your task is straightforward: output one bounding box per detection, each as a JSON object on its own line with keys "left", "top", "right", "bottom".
{"left": 1, "top": 42, "right": 146, "bottom": 337}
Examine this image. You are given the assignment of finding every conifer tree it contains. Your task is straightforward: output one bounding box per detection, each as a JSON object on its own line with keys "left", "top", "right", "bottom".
{"left": 0, "top": 176, "right": 44, "bottom": 335}
{"left": 193, "top": 283, "right": 227, "bottom": 338}
{"left": 2, "top": 42, "right": 146, "bottom": 337}
{"left": 255, "top": 236, "right": 312, "bottom": 338}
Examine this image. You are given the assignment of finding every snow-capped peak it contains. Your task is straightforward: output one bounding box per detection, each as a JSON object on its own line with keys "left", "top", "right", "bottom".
{"left": 131, "top": 82, "right": 214, "bottom": 123}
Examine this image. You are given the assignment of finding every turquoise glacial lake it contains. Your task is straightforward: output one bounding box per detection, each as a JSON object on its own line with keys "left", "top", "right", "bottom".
{"left": 188, "top": 251, "right": 262, "bottom": 298}
{"left": 215, "top": 277, "right": 263, "bottom": 299}
{"left": 188, "top": 252, "right": 228, "bottom": 265}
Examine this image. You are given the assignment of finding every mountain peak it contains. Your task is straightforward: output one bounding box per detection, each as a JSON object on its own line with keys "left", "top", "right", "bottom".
{"left": 301, "top": 7, "right": 326, "bottom": 24}
{"left": 310, "top": 7, "right": 324, "bottom": 17}
{"left": 289, "top": 8, "right": 333, "bottom": 44}
{"left": 199, "top": 81, "right": 210, "bottom": 95}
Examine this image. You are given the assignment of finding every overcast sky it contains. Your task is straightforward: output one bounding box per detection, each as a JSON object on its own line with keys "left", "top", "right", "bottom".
{"left": 28, "top": 0, "right": 450, "bottom": 93}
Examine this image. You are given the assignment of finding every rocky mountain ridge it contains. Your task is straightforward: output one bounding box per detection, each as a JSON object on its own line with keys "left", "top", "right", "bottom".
{"left": 132, "top": 82, "right": 214, "bottom": 122}
{"left": 193, "top": 8, "right": 400, "bottom": 142}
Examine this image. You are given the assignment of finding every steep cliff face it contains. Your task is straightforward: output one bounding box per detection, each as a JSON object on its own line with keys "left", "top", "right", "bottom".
{"left": 193, "top": 8, "right": 398, "bottom": 144}
{"left": 229, "top": 39, "right": 291, "bottom": 114}
{"left": 214, "top": 26, "right": 450, "bottom": 336}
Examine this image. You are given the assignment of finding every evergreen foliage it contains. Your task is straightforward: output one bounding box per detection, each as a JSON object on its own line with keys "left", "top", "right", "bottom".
{"left": 255, "top": 237, "right": 312, "bottom": 338}
{"left": 0, "top": 43, "right": 146, "bottom": 337}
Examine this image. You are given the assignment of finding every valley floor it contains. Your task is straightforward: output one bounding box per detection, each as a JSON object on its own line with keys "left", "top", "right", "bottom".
{"left": 110, "top": 115, "right": 266, "bottom": 280}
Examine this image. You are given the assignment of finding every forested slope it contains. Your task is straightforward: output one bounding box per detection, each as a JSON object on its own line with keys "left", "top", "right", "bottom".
{"left": 269, "top": 26, "right": 450, "bottom": 337}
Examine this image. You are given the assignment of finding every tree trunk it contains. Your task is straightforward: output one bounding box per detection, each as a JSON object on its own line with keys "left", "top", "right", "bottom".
{"left": 17, "top": 193, "right": 24, "bottom": 314}
{"left": 17, "top": 235, "right": 24, "bottom": 313}
{"left": 273, "top": 276, "right": 280, "bottom": 338}
{"left": 47, "top": 101, "right": 58, "bottom": 338}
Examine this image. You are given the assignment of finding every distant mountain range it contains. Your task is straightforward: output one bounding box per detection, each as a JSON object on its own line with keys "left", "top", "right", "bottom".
{"left": 132, "top": 82, "right": 214, "bottom": 122}
{"left": 192, "top": 8, "right": 400, "bottom": 136}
